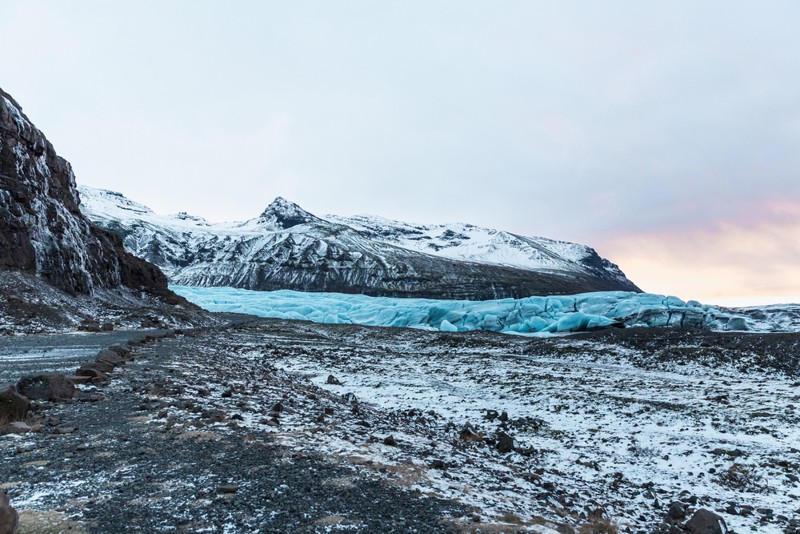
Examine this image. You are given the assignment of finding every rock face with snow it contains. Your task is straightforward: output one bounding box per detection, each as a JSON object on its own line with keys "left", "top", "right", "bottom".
{"left": 80, "top": 187, "right": 640, "bottom": 299}
{"left": 0, "top": 87, "right": 171, "bottom": 299}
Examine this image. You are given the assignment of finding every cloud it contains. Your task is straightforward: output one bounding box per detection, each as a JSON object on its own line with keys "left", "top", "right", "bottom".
{"left": 2, "top": 1, "right": 799, "bottom": 302}
{"left": 600, "top": 198, "right": 800, "bottom": 305}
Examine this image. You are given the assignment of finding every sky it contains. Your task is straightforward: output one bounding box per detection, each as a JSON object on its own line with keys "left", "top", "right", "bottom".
{"left": 1, "top": 1, "right": 798, "bottom": 305}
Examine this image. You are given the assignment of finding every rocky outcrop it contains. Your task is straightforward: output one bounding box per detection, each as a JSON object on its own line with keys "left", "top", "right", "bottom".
{"left": 0, "top": 87, "right": 171, "bottom": 299}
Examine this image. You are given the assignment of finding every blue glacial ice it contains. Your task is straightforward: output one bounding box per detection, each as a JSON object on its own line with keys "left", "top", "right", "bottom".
{"left": 171, "top": 286, "right": 756, "bottom": 334}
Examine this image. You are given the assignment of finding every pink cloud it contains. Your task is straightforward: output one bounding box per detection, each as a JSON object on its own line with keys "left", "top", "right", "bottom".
{"left": 599, "top": 198, "right": 800, "bottom": 305}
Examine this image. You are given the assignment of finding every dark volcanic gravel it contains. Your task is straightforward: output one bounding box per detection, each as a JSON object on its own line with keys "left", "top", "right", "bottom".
{"left": 1, "top": 324, "right": 465, "bottom": 533}
{"left": 4, "top": 319, "right": 800, "bottom": 533}
{"left": 0, "top": 329, "right": 166, "bottom": 383}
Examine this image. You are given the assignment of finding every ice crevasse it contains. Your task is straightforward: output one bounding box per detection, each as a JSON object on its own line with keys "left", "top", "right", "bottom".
{"left": 171, "top": 286, "right": 754, "bottom": 334}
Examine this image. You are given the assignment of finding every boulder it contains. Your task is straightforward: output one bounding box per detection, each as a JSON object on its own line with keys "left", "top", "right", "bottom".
{"left": 107, "top": 345, "right": 133, "bottom": 360}
{"left": 96, "top": 349, "right": 126, "bottom": 367}
{"left": 16, "top": 374, "right": 75, "bottom": 401}
{"left": 78, "top": 360, "right": 114, "bottom": 374}
{"left": 496, "top": 432, "right": 515, "bottom": 453}
{"left": 666, "top": 501, "right": 687, "bottom": 521}
{"left": 0, "top": 385, "right": 30, "bottom": 423}
{"left": 685, "top": 509, "right": 728, "bottom": 533}
{"left": 0, "top": 422, "right": 34, "bottom": 436}
{"left": 0, "top": 489, "right": 19, "bottom": 534}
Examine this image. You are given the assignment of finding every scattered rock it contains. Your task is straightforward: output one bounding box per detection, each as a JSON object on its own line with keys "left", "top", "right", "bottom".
{"left": 54, "top": 426, "right": 78, "bottom": 435}
{"left": 96, "top": 349, "right": 126, "bottom": 367}
{"left": 78, "top": 361, "right": 114, "bottom": 375}
{"left": 16, "top": 374, "right": 75, "bottom": 402}
{"left": 0, "top": 490, "right": 19, "bottom": 534}
{"left": 459, "top": 423, "right": 482, "bottom": 442}
{"left": 495, "top": 432, "right": 515, "bottom": 454}
{"left": 685, "top": 508, "right": 728, "bottom": 533}
{"left": 666, "top": 501, "right": 687, "bottom": 521}
{"left": 0, "top": 385, "right": 30, "bottom": 423}
{"left": 0, "top": 422, "right": 34, "bottom": 436}
{"left": 326, "top": 375, "right": 341, "bottom": 385}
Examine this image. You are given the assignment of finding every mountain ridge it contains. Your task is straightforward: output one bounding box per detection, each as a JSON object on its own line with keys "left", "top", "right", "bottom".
{"left": 79, "top": 186, "right": 640, "bottom": 299}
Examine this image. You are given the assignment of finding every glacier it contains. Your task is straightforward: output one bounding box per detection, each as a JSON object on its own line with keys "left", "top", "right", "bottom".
{"left": 171, "top": 286, "right": 763, "bottom": 334}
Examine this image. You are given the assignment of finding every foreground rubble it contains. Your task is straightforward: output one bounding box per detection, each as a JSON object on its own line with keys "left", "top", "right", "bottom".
{"left": 1, "top": 319, "right": 799, "bottom": 532}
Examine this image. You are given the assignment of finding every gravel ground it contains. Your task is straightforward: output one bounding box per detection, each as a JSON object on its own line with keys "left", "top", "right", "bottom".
{"left": 2, "top": 320, "right": 800, "bottom": 533}
{"left": 0, "top": 330, "right": 165, "bottom": 383}
{"left": 1, "top": 324, "right": 468, "bottom": 534}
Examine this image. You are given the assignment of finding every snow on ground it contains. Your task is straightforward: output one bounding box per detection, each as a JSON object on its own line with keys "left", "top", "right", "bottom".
{"left": 4, "top": 320, "right": 799, "bottom": 531}
{"left": 259, "top": 326, "right": 800, "bottom": 532}
{"left": 171, "top": 286, "right": 793, "bottom": 334}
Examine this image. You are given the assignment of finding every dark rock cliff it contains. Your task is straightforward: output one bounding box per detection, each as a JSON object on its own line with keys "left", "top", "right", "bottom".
{"left": 0, "top": 87, "right": 172, "bottom": 300}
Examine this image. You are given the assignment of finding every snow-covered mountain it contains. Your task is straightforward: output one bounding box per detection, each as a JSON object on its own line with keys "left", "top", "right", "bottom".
{"left": 79, "top": 187, "right": 640, "bottom": 299}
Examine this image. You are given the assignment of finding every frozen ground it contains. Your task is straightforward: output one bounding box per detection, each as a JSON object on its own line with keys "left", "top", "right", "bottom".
{"left": 3, "top": 319, "right": 799, "bottom": 532}
{"left": 262, "top": 324, "right": 800, "bottom": 532}
{"left": 0, "top": 329, "right": 164, "bottom": 383}
{"left": 0, "top": 271, "right": 219, "bottom": 336}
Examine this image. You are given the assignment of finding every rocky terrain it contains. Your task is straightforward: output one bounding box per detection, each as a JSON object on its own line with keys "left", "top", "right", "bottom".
{"left": 2, "top": 319, "right": 798, "bottom": 533}
{"left": 79, "top": 187, "right": 640, "bottom": 300}
{"left": 0, "top": 88, "right": 173, "bottom": 299}
{"left": 0, "top": 87, "right": 214, "bottom": 333}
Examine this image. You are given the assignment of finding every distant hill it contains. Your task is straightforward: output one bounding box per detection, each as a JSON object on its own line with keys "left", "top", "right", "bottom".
{"left": 79, "top": 186, "right": 640, "bottom": 299}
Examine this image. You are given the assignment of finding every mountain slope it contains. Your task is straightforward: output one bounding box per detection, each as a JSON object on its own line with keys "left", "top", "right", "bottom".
{"left": 0, "top": 88, "right": 173, "bottom": 298}
{"left": 80, "top": 187, "right": 639, "bottom": 300}
{"left": 0, "top": 87, "right": 208, "bottom": 333}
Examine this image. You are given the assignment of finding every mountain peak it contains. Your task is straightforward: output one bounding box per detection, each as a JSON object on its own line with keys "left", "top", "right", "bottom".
{"left": 259, "top": 197, "right": 317, "bottom": 229}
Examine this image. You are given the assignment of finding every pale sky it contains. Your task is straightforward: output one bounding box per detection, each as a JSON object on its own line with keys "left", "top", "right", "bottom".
{"left": 2, "top": 1, "right": 798, "bottom": 305}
